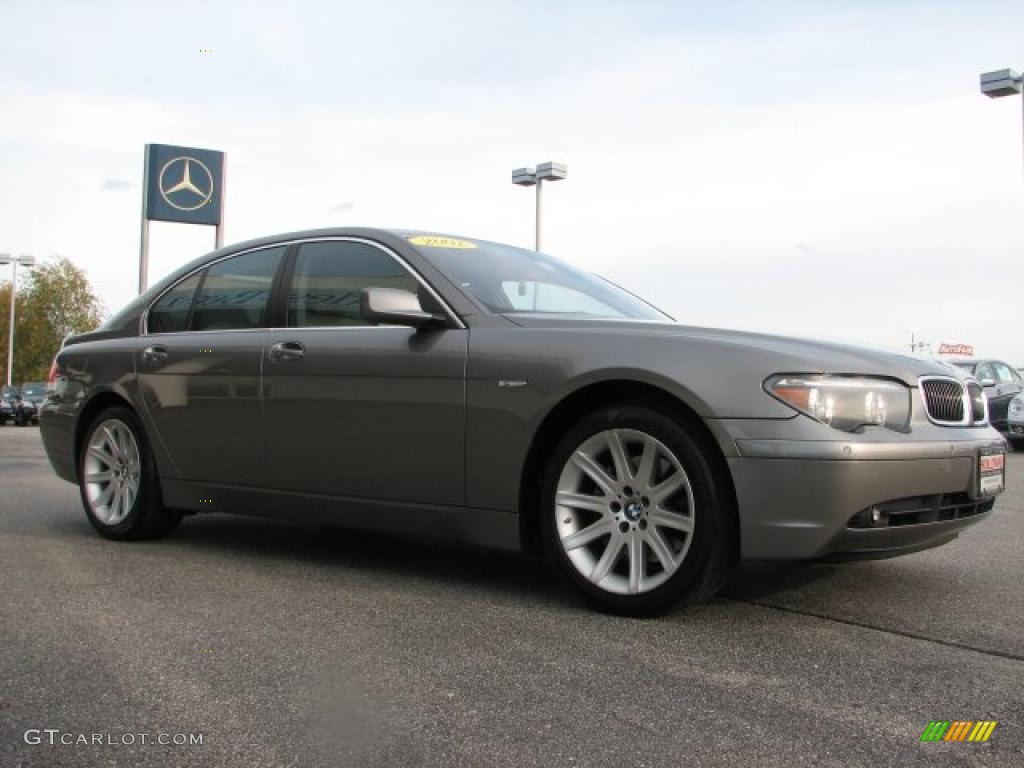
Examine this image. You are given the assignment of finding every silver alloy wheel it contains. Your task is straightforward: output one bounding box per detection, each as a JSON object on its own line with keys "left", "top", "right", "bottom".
{"left": 555, "top": 428, "right": 695, "bottom": 595}
{"left": 84, "top": 418, "right": 142, "bottom": 526}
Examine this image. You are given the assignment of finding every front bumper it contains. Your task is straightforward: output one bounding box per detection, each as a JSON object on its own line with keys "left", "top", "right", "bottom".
{"left": 713, "top": 417, "right": 1005, "bottom": 560}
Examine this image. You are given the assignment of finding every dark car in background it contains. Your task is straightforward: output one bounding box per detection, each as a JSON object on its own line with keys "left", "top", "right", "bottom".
{"left": 1009, "top": 392, "right": 1024, "bottom": 441}
{"left": 0, "top": 385, "right": 17, "bottom": 425}
{"left": 950, "top": 359, "right": 1023, "bottom": 440}
{"left": 14, "top": 382, "right": 47, "bottom": 426}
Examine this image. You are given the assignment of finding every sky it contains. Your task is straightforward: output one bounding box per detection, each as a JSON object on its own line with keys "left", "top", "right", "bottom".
{"left": 1, "top": 0, "right": 1022, "bottom": 362}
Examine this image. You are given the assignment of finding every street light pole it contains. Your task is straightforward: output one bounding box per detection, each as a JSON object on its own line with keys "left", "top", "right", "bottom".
{"left": 1, "top": 254, "right": 36, "bottom": 387}
{"left": 535, "top": 177, "right": 543, "bottom": 251}
{"left": 980, "top": 68, "right": 1024, "bottom": 177}
{"left": 512, "top": 161, "right": 567, "bottom": 251}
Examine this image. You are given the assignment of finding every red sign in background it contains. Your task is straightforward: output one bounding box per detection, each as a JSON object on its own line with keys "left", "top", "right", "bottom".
{"left": 938, "top": 343, "right": 974, "bottom": 356}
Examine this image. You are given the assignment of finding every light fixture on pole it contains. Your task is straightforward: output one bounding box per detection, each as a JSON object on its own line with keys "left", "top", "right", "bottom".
{"left": 0, "top": 253, "right": 36, "bottom": 387}
{"left": 980, "top": 68, "right": 1024, "bottom": 175}
{"left": 511, "top": 161, "right": 567, "bottom": 251}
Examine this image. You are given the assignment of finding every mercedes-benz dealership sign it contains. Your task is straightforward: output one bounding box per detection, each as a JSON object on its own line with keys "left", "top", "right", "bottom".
{"left": 139, "top": 143, "right": 226, "bottom": 292}
{"left": 143, "top": 144, "right": 224, "bottom": 226}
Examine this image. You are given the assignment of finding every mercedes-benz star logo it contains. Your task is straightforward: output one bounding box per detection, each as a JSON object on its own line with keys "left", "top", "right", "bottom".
{"left": 158, "top": 156, "right": 214, "bottom": 212}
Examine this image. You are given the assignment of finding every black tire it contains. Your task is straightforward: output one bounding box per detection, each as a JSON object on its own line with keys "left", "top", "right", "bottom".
{"left": 78, "top": 405, "right": 181, "bottom": 540}
{"left": 540, "top": 403, "right": 737, "bottom": 617}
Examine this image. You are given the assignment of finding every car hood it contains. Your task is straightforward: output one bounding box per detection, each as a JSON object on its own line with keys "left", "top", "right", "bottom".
{"left": 502, "top": 316, "right": 959, "bottom": 387}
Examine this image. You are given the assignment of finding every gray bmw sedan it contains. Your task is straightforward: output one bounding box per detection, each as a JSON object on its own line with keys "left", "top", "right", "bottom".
{"left": 39, "top": 228, "right": 1006, "bottom": 614}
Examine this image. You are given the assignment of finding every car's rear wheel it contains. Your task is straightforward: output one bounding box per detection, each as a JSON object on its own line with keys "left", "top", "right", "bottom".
{"left": 541, "top": 403, "right": 735, "bottom": 616}
{"left": 79, "top": 406, "right": 181, "bottom": 540}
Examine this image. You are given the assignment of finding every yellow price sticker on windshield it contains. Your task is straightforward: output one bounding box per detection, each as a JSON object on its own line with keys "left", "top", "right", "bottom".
{"left": 407, "top": 235, "right": 477, "bottom": 249}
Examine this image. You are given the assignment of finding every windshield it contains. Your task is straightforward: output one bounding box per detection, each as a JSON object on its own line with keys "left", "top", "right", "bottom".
{"left": 950, "top": 362, "right": 976, "bottom": 374}
{"left": 408, "top": 235, "right": 670, "bottom": 321}
{"left": 1, "top": 386, "right": 17, "bottom": 399}
{"left": 21, "top": 383, "right": 46, "bottom": 398}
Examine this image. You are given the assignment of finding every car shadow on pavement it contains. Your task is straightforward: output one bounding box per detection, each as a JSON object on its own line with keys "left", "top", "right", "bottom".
{"left": 166, "top": 513, "right": 572, "bottom": 606}
{"left": 166, "top": 515, "right": 846, "bottom": 612}
{"left": 41, "top": 509, "right": 858, "bottom": 615}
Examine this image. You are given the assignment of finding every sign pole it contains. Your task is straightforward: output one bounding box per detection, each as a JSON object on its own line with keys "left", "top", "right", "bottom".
{"left": 139, "top": 144, "right": 152, "bottom": 294}
{"left": 139, "top": 219, "right": 150, "bottom": 294}
{"left": 215, "top": 153, "right": 226, "bottom": 249}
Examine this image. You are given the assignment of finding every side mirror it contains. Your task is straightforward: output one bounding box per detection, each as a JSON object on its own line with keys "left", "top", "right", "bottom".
{"left": 359, "top": 287, "right": 448, "bottom": 329}
{"left": 980, "top": 378, "right": 996, "bottom": 388}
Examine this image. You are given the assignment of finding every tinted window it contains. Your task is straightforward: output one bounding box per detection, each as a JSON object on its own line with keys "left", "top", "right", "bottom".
{"left": 287, "top": 241, "right": 420, "bottom": 327}
{"left": 192, "top": 247, "right": 284, "bottom": 331}
{"left": 976, "top": 363, "right": 996, "bottom": 383}
{"left": 149, "top": 272, "right": 201, "bottom": 333}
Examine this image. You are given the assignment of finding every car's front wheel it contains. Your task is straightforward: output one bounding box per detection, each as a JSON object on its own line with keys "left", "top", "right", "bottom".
{"left": 79, "top": 406, "right": 181, "bottom": 540}
{"left": 541, "top": 403, "right": 736, "bottom": 616}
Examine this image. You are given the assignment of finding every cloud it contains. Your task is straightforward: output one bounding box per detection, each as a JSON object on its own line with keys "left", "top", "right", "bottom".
{"left": 101, "top": 179, "right": 133, "bottom": 191}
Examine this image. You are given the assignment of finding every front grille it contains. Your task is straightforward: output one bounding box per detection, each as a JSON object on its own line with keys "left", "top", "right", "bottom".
{"left": 967, "top": 382, "right": 986, "bottom": 423}
{"left": 847, "top": 493, "right": 994, "bottom": 529}
{"left": 921, "top": 378, "right": 965, "bottom": 424}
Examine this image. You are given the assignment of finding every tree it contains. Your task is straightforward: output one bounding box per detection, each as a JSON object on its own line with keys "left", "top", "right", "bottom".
{"left": 0, "top": 259, "right": 105, "bottom": 385}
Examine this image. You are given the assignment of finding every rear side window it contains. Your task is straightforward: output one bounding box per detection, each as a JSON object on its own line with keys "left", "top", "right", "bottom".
{"left": 191, "top": 247, "right": 285, "bottom": 331}
{"left": 148, "top": 272, "right": 201, "bottom": 333}
{"left": 287, "top": 241, "right": 420, "bottom": 327}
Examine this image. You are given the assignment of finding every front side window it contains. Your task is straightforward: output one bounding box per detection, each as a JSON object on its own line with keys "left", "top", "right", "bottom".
{"left": 191, "top": 247, "right": 284, "bottom": 331}
{"left": 976, "top": 363, "right": 996, "bottom": 384}
{"left": 994, "top": 362, "right": 1019, "bottom": 384}
{"left": 287, "top": 241, "right": 420, "bottom": 327}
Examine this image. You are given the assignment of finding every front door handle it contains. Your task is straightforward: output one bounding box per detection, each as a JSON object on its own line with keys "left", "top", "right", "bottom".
{"left": 142, "top": 345, "right": 169, "bottom": 365}
{"left": 269, "top": 341, "right": 305, "bottom": 362}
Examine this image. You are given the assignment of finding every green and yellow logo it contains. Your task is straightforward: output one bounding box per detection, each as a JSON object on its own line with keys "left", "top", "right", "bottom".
{"left": 920, "top": 720, "right": 997, "bottom": 742}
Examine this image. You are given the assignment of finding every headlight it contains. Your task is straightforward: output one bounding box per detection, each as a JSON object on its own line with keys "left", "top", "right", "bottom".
{"left": 1011, "top": 394, "right": 1024, "bottom": 416}
{"left": 765, "top": 374, "right": 911, "bottom": 433}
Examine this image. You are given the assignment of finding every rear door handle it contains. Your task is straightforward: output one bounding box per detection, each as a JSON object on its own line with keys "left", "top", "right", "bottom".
{"left": 142, "top": 345, "right": 169, "bottom": 365}
{"left": 269, "top": 341, "right": 305, "bottom": 362}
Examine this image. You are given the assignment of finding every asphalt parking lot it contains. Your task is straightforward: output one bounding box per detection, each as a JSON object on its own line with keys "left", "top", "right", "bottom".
{"left": 1, "top": 426, "right": 1022, "bottom": 767}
